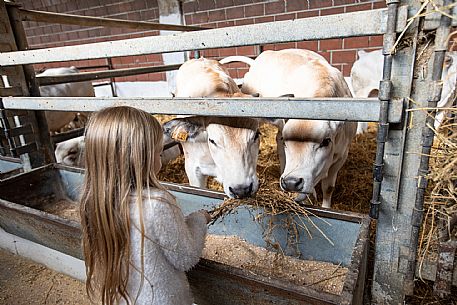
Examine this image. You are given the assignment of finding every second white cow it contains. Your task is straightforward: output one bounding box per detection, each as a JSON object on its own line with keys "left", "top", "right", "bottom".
{"left": 221, "top": 49, "right": 357, "bottom": 208}
{"left": 163, "top": 58, "right": 261, "bottom": 199}
{"left": 55, "top": 132, "right": 181, "bottom": 168}
{"left": 351, "top": 49, "right": 457, "bottom": 128}
{"left": 37, "top": 66, "right": 95, "bottom": 132}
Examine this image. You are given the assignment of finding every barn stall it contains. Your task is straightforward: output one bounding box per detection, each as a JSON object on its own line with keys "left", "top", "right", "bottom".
{"left": 0, "top": 0, "right": 455, "bottom": 304}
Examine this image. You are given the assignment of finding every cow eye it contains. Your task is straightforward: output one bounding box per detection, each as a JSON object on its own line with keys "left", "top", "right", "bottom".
{"left": 253, "top": 131, "right": 261, "bottom": 141}
{"left": 320, "top": 138, "right": 331, "bottom": 148}
{"left": 209, "top": 138, "right": 217, "bottom": 146}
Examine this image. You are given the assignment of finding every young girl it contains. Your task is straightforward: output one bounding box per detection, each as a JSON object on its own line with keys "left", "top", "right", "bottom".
{"left": 80, "top": 106, "right": 211, "bottom": 305}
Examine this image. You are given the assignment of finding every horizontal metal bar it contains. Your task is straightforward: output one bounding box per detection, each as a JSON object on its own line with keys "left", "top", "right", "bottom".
{"left": 92, "top": 82, "right": 112, "bottom": 87}
{"left": 3, "top": 109, "right": 29, "bottom": 117}
{"left": 0, "top": 7, "right": 408, "bottom": 66}
{"left": 18, "top": 8, "right": 206, "bottom": 32}
{"left": 0, "top": 87, "right": 23, "bottom": 97}
{"left": 1, "top": 97, "right": 404, "bottom": 123}
{"left": 73, "top": 65, "right": 110, "bottom": 70}
{"left": 51, "top": 128, "right": 85, "bottom": 144}
{"left": 5, "top": 124, "right": 33, "bottom": 137}
{"left": 10, "top": 142, "right": 37, "bottom": 156}
{"left": 423, "top": 2, "right": 457, "bottom": 30}
{"left": 36, "top": 63, "right": 182, "bottom": 86}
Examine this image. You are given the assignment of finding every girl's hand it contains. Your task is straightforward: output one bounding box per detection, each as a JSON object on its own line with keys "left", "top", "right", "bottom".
{"left": 199, "top": 210, "right": 212, "bottom": 224}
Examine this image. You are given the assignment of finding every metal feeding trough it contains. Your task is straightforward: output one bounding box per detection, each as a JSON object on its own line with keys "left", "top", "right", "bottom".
{"left": 0, "top": 164, "right": 369, "bottom": 305}
{"left": 0, "top": 156, "right": 22, "bottom": 181}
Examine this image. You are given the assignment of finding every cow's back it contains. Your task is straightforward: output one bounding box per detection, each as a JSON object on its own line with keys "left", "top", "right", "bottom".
{"left": 175, "top": 58, "right": 239, "bottom": 97}
{"left": 242, "top": 49, "right": 351, "bottom": 98}
{"left": 37, "top": 67, "right": 94, "bottom": 132}
{"left": 350, "top": 49, "right": 383, "bottom": 98}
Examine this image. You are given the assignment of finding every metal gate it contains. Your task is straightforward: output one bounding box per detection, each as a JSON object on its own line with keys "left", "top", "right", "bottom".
{"left": 0, "top": 0, "right": 455, "bottom": 303}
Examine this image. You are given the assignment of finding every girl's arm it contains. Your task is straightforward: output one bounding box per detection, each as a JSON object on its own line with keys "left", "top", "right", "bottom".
{"left": 149, "top": 198, "right": 207, "bottom": 272}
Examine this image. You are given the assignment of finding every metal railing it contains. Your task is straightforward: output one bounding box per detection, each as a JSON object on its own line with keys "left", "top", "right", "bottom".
{"left": 0, "top": 1, "right": 454, "bottom": 303}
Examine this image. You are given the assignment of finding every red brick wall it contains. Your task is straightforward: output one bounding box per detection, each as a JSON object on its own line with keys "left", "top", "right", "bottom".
{"left": 17, "top": 0, "right": 386, "bottom": 81}
{"left": 18, "top": 0, "right": 164, "bottom": 82}
{"left": 182, "top": 0, "right": 386, "bottom": 77}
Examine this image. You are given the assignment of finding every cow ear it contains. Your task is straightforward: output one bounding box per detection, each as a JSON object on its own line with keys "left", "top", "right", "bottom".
{"left": 163, "top": 118, "right": 206, "bottom": 143}
{"left": 328, "top": 121, "right": 344, "bottom": 131}
{"left": 357, "top": 50, "right": 366, "bottom": 59}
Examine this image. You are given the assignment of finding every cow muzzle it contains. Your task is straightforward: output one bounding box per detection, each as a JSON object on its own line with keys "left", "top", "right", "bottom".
{"left": 280, "top": 177, "right": 305, "bottom": 192}
{"left": 228, "top": 183, "right": 254, "bottom": 199}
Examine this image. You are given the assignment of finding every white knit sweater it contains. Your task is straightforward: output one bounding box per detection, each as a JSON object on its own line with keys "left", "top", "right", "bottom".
{"left": 124, "top": 188, "right": 207, "bottom": 305}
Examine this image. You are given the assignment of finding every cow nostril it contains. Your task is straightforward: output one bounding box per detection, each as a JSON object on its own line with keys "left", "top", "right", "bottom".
{"left": 295, "top": 178, "right": 304, "bottom": 188}
{"left": 248, "top": 182, "right": 253, "bottom": 194}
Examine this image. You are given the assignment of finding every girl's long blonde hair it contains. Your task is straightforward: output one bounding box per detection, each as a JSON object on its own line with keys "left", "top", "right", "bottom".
{"left": 80, "top": 106, "right": 163, "bottom": 305}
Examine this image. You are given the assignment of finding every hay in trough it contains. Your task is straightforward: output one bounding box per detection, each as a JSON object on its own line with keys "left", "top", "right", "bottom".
{"left": 159, "top": 121, "right": 377, "bottom": 215}
{"left": 158, "top": 120, "right": 378, "bottom": 251}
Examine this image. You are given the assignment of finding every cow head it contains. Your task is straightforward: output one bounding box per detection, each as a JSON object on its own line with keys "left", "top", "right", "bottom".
{"left": 55, "top": 136, "right": 85, "bottom": 168}
{"left": 279, "top": 119, "right": 342, "bottom": 195}
{"left": 163, "top": 116, "right": 260, "bottom": 198}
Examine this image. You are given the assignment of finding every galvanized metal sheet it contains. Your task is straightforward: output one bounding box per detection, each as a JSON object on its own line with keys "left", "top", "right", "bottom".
{"left": 0, "top": 165, "right": 369, "bottom": 304}
{"left": 0, "top": 8, "right": 407, "bottom": 66}
{"left": 0, "top": 157, "right": 21, "bottom": 172}
{"left": 2, "top": 96, "right": 404, "bottom": 123}
{"left": 58, "top": 168, "right": 362, "bottom": 266}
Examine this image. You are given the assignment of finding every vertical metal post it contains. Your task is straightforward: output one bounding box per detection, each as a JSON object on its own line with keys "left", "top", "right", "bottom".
{"left": 0, "top": 102, "right": 17, "bottom": 158}
{"left": 5, "top": 3, "right": 55, "bottom": 166}
{"left": 106, "top": 57, "right": 117, "bottom": 97}
{"left": 372, "top": 0, "right": 454, "bottom": 303}
{"left": 255, "top": 45, "right": 264, "bottom": 56}
{"left": 411, "top": 0, "right": 453, "bottom": 297}
{"left": 369, "top": 0, "right": 399, "bottom": 219}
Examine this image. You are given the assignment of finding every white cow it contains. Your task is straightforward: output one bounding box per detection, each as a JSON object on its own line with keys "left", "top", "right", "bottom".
{"left": 55, "top": 136, "right": 85, "bottom": 167}
{"left": 163, "top": 58, "right": 260, "bottom": 199}
{"left": 221, "top": 49, "right": 357, "bottom": 208}
{"left": 351, "top": 49, "right": 457, "bottom": 128}
{"left": 55, "top": 133, "right": 181, "bottom": 168}
{"left": 37, "top": 66, "right": 95, "bottom": 132}
{"left": 344, "top": 76, "right": 368, "bottom": 135}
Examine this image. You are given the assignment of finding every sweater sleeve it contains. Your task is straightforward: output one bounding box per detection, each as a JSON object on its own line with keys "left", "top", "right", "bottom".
{"left": 148, "top": 196, "right": 208, "bottom": 272}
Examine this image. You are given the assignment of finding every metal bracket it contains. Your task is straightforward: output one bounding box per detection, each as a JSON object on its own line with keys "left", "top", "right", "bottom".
{"left": 4, "top": 124, "right": 33, "bottom": 138}
{"left": 433, "top": 240, "right": 457, "bottom": 298}
{"left": 10, "top": 142, "right": 37, "bottom": 155}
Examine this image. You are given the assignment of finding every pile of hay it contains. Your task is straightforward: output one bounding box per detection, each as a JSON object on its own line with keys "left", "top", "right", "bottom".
{"left": 158, "top": 119, "right": 377, "bottom": 253}
{"left": 159, "top": 121, "right": 377, "bottom": 215}
{"left": 54, "top": 113, "right": 88, "bottom": 134}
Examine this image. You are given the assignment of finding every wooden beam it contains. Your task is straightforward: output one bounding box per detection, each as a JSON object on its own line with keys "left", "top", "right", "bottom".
{"left": 36, "top": 63, "right": 182, "bottom": 86}
{"left": 18, "top": 8, "right": 207, "bottom": 32}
